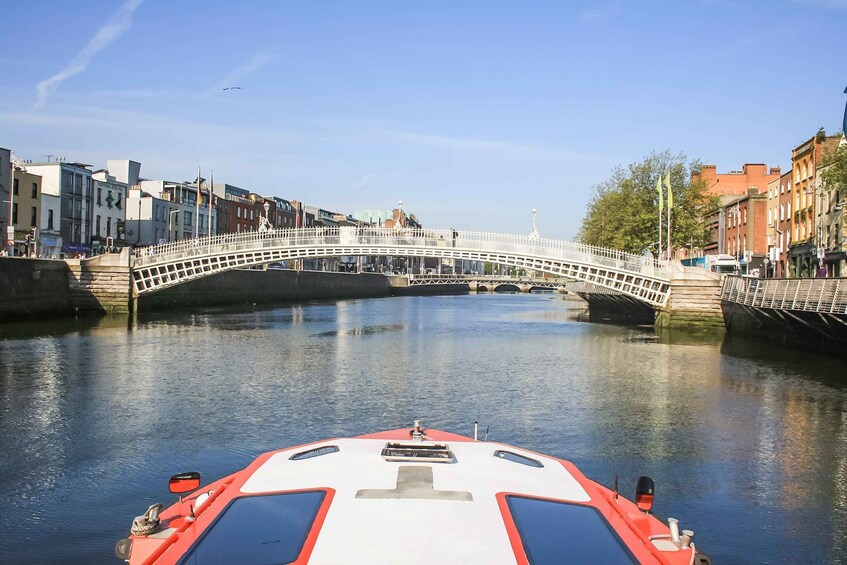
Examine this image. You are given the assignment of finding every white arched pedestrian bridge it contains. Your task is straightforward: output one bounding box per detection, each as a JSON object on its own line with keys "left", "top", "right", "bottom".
{"left": 131, "top": 227, "right": 671, "bottom": 307}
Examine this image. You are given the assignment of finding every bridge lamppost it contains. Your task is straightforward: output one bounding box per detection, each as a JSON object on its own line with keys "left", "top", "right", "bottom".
{"left": 168, "top": 209, "right": 179, "bottom": 242}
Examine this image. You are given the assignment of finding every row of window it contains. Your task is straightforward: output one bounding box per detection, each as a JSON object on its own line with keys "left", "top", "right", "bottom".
{"left": 11, "top": 179, "right": 38, "bottom": 198}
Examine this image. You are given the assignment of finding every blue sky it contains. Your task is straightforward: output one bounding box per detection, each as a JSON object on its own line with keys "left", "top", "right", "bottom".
{"left": 1, "top": 0, "right": 845, "bottom": 239}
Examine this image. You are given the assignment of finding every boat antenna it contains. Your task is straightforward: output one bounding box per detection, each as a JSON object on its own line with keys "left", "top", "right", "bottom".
{"left": 474, "top": 420, "right": 478, "bottom": 441}
{"left": 484, "top": 425, "right": 490, "bottom": 442}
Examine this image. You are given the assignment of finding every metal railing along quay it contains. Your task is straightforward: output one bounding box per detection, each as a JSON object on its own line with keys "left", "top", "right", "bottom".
{"left": 721, "top": 275, "right": 847, "bottom": 314}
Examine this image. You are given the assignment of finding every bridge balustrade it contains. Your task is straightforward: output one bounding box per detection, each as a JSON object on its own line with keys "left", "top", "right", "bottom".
{"left": 130, "top": 227, "right": 671, "bottom": 305}
{"left": 133, "top": 227, "right": 665, "bottom": 275}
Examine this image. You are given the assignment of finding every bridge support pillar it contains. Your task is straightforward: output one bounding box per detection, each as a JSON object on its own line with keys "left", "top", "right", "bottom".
{"left": 66, "top": 249, "right": 133, "bottom": 315}
{"left": 656, "top": 264, "right": 724, "bottom": 329}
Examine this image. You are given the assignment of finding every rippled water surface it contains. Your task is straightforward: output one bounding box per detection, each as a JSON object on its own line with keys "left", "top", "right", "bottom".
{"left": 1, "top": 293, "right": 846, "bottom": 564}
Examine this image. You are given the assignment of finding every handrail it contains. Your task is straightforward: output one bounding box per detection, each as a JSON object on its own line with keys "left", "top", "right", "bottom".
{"left": 131, "top": 227, "right": 668, "bottom": 280}
{"left": 720, "top": 275, "right": 847, "bottom": 314}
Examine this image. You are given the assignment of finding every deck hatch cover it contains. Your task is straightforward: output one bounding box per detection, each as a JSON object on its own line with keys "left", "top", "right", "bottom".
{"left": 381, "top": 442, "right": 454, "bottom": 463}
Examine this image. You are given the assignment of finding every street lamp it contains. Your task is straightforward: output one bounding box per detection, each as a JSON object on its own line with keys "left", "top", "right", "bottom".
{"left": 168, "top": 209, "right": 179, "bottom": 242}
{"left": 729, "top": 204, "right": 741, "bottom": 264}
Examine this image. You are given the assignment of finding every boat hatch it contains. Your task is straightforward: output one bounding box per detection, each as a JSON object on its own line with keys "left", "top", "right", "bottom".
{"left": 381, "top": 442, "right": 454, "bottom": 463}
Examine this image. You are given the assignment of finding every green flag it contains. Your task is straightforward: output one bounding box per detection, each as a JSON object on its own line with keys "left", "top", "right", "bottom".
{"left": 656, "top": 176, "right": 663, "bottom": 214}
{"left": 665, "top": 171, "right": 673, "bottom": 209}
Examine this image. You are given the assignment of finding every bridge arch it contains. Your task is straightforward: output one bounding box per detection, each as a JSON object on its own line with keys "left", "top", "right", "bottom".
{"left": 131, "top": 227, "right": 670, "bottom": 307}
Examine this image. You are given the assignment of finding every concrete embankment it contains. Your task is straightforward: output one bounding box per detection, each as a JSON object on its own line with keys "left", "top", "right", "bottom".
{"left": 0, "top": 257, "right": 77, "bottom": 321}
{"left": 0, "top": 257, "right": 468, "bottom": 322}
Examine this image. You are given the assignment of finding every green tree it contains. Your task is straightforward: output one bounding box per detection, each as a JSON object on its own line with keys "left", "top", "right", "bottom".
{"left": 821, "top": 140, "right": 847, "bottom": 191}
{"left": 578, "top": 151, "right": 717, "bottom": 256}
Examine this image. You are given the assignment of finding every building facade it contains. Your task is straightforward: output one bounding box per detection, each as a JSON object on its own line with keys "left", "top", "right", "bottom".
{"left": 788, "top": 133, "right": 841, "bottom": 277}
{"left": 0, "top": 147, "right": 11, "bottom": 253}
{"left": 25, "top": 161, "right": 94, "bottom": 255}
{"left": 91, "top": 170, "right": 127, "bottom": 250}
{"left": 10, "top": 167, "right": 42, "bottom": 256}
{"left": 694, "top": 163, "right": 781, "bottom": 198}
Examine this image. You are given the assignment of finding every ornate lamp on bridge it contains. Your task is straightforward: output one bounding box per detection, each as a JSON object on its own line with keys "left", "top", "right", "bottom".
{"left": 529, "top": 208, "right": 540, "bottom": 241}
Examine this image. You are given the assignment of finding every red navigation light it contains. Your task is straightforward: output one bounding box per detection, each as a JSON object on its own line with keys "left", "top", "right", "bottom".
{"left": 169, "top": 471, "right": 201, "bottom": 494}
{"left": 635, "top": 475, "right": 655, "bottom": 513}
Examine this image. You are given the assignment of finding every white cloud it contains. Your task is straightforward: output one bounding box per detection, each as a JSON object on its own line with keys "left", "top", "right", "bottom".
{"left": 351, "top": 173, "right": 376, "bottom": 189}
{"left": 372, "top": 127, "right": 586, "bottom": 161}
{"left": 33, "top": 0, "right": 143, "bottom": 110}
{"left": 205, "top": 51, "right": 274, "bottom": 96}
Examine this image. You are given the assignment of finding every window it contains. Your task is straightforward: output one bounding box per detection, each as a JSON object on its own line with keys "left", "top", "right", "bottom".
{"left": 13, "top": 178, "right": 19, "bottom": 195}
{"left": 184, "top": 211, "right": 192, "bottom": 226}
{"left": 780, "top": 204, "right": 785, "bottom": 221}
{"left": 494, "top": 450, "right": 543, "bottom": 468}
{"left": 48, "top": 209, "right": 54, "bottom": 230}
{"left": 96, "top": 215, "right": 101, "bottom": 235}
{"left": 743, "top": 209, "right": 747, "bottom": 224}
{"left": 31, "top": 207, "right": 37, "bottom": 227}
{"left": 31, "top": 182, "right": 37, "bottom": 198}
{"left": 177, "top": 491, "right": 327, "bottom": 565}
{"left": 237, "top": 207, "right": 241, "bottom": 219}
{"left": 250, "top": 210, "right": 255, "bottom": 221}
{"left": 155, "top": 205, "right": 159, "bottom": 222}
{"left": 107, "top": 217, "right": 111, "bottom": 237}
{"left": 11, "top": 203, "right": 17, "bottom": 224}
{"left": 504, "top": 496, "right": 635, "bottom": 564}
{"left": 97, "top": 187, "right": 102, "bottom": 205}
{"left": 290, "top": 446, "right": 339, "bottom": 461}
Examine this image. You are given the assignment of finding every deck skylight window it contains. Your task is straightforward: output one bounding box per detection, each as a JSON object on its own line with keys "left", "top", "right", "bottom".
{"left": 289, "top": 445, "right": 339, "bottom": 460}
{"left": 177, "top": 491, "right": 326, "bottom": 565}
{"left": 494, "top": 450, "right": 543, "bottom": 468}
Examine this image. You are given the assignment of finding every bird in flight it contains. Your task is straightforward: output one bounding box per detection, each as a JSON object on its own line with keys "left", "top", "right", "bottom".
{"left": 222, "top": 86, "right": 242, "bottom": 91}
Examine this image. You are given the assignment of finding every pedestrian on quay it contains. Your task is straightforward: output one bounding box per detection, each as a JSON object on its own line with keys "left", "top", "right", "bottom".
{"left": 816, "top": 264, "right": 827, "bottom": 278}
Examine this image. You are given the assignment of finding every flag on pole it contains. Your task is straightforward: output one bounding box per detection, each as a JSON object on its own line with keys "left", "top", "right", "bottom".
{"left": 842, "top": 84, "right": 847, "bottom": 137}
{"left": 665, "top": 171, "right": 672, "bottom": 209}
{"left": 656, "top": 176, "right": 664, "bottom": 214}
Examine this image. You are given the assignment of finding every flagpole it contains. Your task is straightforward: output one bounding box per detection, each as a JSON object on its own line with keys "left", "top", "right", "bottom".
{"left": 656, "top": 176, "right": 663, "bottom": 260}
{"left": 667, "top": 204, "right": 671, "bottom": 260}
{"left": 208, "top": 169, "right": 213, "bottom": 239}
{"left": 195, "top": 165, "right": 200, "bottom": 239}
{"left": 666, "top": 171, "right": 673, "bottom": 261}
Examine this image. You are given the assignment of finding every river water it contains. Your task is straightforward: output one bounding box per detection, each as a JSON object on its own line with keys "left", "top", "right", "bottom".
{"left": 1, "top": 293, "right": 845, "bottom": 564}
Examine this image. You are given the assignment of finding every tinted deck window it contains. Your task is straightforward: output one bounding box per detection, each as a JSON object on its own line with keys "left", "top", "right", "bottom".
{"left": 179, "top": 491, "right": 325, "bottom": 565}
{"left": 506, "top": 496, "right": 636, "bottom": 564}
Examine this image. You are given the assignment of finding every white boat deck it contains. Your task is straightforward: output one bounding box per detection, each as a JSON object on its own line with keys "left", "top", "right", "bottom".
{"left": 241, "top": 438, "right": 590, "bottom": 564}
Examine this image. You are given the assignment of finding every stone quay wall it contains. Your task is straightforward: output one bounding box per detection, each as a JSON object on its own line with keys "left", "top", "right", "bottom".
{"left": 656, "top": 264, "right": 725, "bottom": 328}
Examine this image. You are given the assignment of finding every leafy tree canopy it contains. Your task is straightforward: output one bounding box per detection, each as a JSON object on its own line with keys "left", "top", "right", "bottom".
{"left": 821, "top": 139, "right": 847, "bottom": 191}
{"left": 578, "top": 150, "right": 717, "bottom": 256}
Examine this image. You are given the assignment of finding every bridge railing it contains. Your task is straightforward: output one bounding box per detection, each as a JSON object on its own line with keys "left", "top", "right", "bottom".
{"left": 132, "top": 227, "right": 667, "bottom": 278}
{"left": 721, "top": 275, "right": 847, "bottom": 313}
